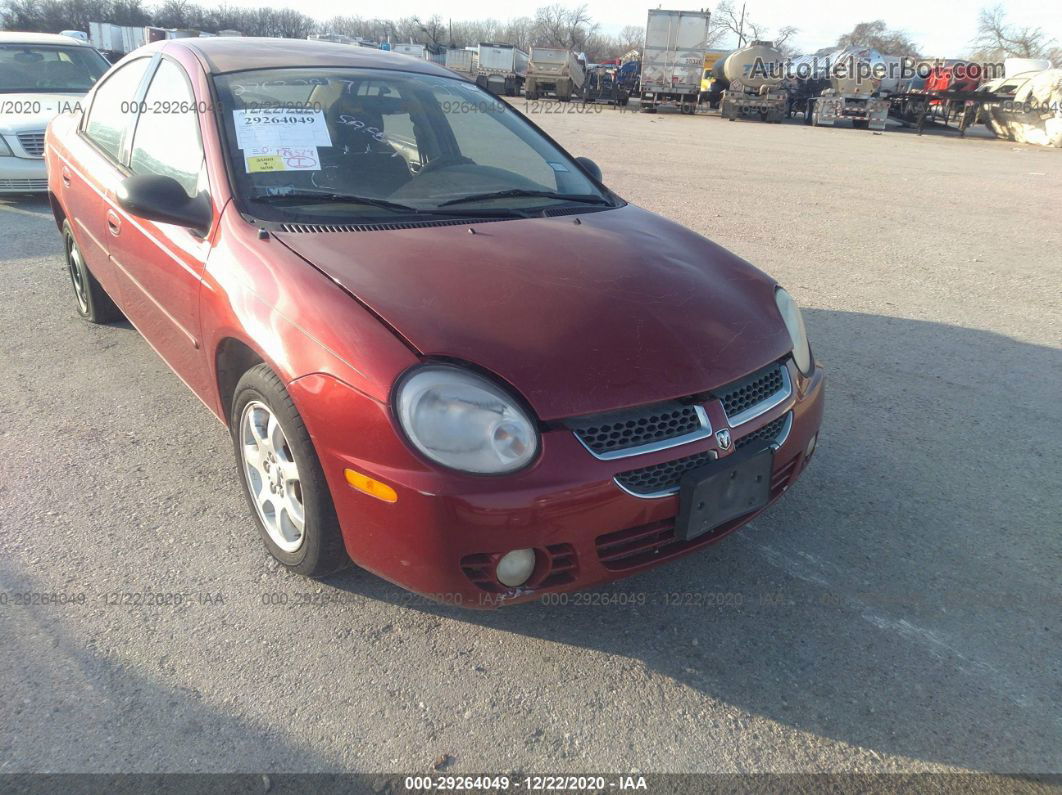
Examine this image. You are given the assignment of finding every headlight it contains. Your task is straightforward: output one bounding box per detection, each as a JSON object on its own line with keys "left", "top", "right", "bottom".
{"left": 775, "top": 288, "right": 813, "bottom": 375}
{"left": 395, "top": 365, "right": 538, "bottom": 474}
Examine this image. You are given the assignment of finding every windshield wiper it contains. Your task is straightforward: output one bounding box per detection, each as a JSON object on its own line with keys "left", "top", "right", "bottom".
{"left": 253, "top": 192, "right": 420, "bottom": 213}
{"left": 438, "top": 190, "right": 611, "bottom": 208}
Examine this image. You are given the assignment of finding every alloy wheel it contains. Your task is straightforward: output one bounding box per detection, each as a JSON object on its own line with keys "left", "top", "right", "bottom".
{"left": 239, "top": 400, "right": 305, "bottom": 553}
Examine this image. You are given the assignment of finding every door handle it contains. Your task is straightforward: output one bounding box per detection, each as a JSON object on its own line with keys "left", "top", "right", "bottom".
{"left": 106, "top": 209, "right": 121, "bottom": 236}
{"left": 61, "top": 166, "right": 71, "bottom": 187}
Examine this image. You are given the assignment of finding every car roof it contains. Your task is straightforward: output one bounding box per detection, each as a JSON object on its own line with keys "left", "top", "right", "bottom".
{"left": 171, "top": 37, "right": 455, "bottom": 78}
{"left": 0, "top": 31, "right": 93, "bottom": 46}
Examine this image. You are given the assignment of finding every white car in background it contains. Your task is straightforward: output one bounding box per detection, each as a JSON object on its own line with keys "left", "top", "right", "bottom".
{"left": 1, "top": 32, "right": 109, "bottom": 193}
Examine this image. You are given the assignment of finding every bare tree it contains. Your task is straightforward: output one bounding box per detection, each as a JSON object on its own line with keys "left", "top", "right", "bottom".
{"left": 709, "top": 1, "right": 746, "bottom": 47}
{"left": 970, "top": 5, "right": 1057, "bottom": 62}
{"left": 709, "top": 1, "right": 795, "bottom": 50}
{"left": 531, "top": 3, "right": 596, "bottom": 50}
{"left": 616, "top": 24, "right": 643, "bottom": 55}
{"left": 836, "top": 20, "right": 920, "bottom": 56}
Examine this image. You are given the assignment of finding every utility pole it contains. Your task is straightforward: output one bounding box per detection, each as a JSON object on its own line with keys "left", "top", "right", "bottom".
{"left": 737, "top": 2, "right": 746, "bottom": 47}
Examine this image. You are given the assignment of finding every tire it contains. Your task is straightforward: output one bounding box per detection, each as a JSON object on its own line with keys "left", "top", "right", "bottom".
{"left": 231, "top": 364, "right": 350, "bottom": 577}
{"left": 63, "top": 220, "right": 122, "bottom": 324}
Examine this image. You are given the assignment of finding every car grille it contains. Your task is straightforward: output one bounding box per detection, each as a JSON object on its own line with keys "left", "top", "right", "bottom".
{"left": 567, "top": 401, "right": 707, "bottom": 458}
{"left": 600, "top": 452, "right": 802, "bottom": 569}
{"left": 460, "top": 544, "right": 577, "bottom": 594}
{"left": 0, "top": 178, "right": 48, "bottom": 192}
{"left": 735, "top": 412, "right": 789, "bottom": 450}
{"left": 596, "top": 514, "right": 747, "bottom": 570}
{"left": 614, "top": 412, "right": 791, "bottom": 497}
{"left": 614, "top": 449, "right": 717, "bottom": 497}
{"left": 17, "top": 132, "right": 46, "bottom": 157}
{"left": 713, "top": 361, "right": 787, "bottom": 423}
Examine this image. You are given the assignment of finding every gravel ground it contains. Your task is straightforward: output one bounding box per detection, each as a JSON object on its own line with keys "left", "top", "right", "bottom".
{"left": 0, "top": 106, "right": 1060, "bottom": 776}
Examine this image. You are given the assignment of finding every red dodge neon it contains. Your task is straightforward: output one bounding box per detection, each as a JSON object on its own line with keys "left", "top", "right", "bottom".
{"left": 45, "top": 37, "right": 824, "bottom": 606}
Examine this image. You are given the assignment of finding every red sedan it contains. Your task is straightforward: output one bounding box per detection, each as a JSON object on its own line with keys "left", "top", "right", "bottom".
{"left": 45, "top": 38, "right": 824, "bottom": 606}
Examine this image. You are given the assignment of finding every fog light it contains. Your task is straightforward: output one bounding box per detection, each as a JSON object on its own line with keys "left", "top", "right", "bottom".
{"left": 496, "top": 548, "right": 536, "bottom": 587}
{"left": 806, "top": 434, "right": 818, "bottom": 458}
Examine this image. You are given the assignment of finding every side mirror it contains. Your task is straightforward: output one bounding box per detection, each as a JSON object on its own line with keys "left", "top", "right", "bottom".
{"left": 117, "top": 174, "right": 211, "bottom": 235}
{"left": 575, "top": 156, "right": 602, "bottom": 182}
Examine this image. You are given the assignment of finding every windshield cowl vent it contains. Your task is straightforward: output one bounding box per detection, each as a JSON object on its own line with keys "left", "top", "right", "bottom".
{"left": 542, "top": 206, "right": 612, "bottom": 218}
{"left": 278, "top": 217, "right": 514, "bottom": 234}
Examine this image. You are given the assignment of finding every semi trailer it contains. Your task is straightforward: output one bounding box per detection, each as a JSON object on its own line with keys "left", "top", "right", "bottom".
{"left": 525, "top": 47, "right": 585, "bottom": 101}
{"left": 808, "top": 46, "right": 890, "bottom": 130}
{"left": 640, "top": 8, "right": 711, "bottom": 113}
{"left": 717, "top": 41, "right": 788, "bottom": 122}
{"left": 444, "top": 48, "right": 477, "bottom": 79}
{"left": 475, "top": 43, "right": 529, "bottom": 97}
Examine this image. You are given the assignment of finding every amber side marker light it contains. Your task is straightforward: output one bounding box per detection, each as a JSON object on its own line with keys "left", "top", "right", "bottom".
{"left": 344, "top": 468, "right": 398, "bottom": 503}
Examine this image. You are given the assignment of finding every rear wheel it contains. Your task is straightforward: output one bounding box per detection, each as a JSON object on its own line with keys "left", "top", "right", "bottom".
{"left": 232, "top": 364, "right": 350, "bottom": 577}
{"left": 63, "top": 220, "right": 121, "bottom": 324}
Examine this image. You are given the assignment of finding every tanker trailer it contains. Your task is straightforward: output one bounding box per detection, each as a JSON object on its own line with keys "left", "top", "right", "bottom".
{"left": 810, "top": 46, "right": 890, "bottom": 130}
{"left": 719, "top": 41, "right": 788, "bottom": 122}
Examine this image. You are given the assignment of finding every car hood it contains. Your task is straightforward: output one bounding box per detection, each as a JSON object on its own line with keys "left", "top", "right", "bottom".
{"left": 0, "top": 93, "right": 85, "bottom": 133}
{"left": 274, "top": 204, "right": 792, "bottom": 420}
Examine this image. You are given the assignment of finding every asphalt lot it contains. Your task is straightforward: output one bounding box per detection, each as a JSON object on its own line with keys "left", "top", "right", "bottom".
{"left": 0, "top": 106, "right": 1060, "bottom": 776}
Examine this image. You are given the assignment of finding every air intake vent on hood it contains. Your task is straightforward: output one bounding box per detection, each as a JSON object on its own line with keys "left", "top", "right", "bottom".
{"left": 279, "top": 217, "right": 513, "bottom": 234}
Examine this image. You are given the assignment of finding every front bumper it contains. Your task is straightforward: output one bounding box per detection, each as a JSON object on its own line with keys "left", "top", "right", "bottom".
{"left": 292, "top": 362, "right": 824, "bottom": 608}
{"left": 0, "top": 156, "right": 47, "bottom": 193}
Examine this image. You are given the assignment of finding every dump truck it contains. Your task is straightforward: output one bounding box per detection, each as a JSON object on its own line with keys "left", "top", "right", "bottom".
{"left": 391, "top": 43, "right": 428, "bottom": 59}
{"left": 475, "top": 43, "right": 529, "bottom": 96}
{"left": 444, "top": 48, "right": 477, "bottom": 79}
{"left": 640, "top": 8, "right": 712, "bottom": 114}
{"left": 717, "top": 41, "right": 788, "bottom": 122}
{"left": 525, "top": 47, "right": 585, "bottom": 101}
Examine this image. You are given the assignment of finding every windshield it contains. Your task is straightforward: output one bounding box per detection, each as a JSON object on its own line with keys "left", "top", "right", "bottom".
{"left": 213, "top": 68, "right": 612, "bottom": 221}
{"left": 0, "top": 44, "right": 109, "bottom": 93}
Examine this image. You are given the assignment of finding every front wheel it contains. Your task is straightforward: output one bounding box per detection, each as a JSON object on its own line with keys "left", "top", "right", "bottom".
{"left": 232, "top": 364, "right": 350, "bottom": 577}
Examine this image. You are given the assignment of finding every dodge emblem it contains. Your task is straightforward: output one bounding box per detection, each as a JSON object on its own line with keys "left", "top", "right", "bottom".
{"left": 715, "top": 429, "right": 732, "bottom": 451}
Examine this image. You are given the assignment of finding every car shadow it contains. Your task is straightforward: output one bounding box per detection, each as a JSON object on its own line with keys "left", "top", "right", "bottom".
{"left": 324, "top": 309, "right": 1062, "bottom": 773}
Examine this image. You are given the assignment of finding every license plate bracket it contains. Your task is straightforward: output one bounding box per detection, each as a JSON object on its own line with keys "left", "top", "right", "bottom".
{"left": 675, "top": 447, "right": 774, "bottom": 541}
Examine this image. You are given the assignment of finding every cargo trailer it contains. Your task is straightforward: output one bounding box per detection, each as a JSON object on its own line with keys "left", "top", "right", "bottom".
{"left": 640, "top": 8, "right": 711, "bottom": 113}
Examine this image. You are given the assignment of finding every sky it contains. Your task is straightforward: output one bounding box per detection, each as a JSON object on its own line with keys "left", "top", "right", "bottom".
{"left": 230, "top": 0, "right": 1061, "bottom": 58}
